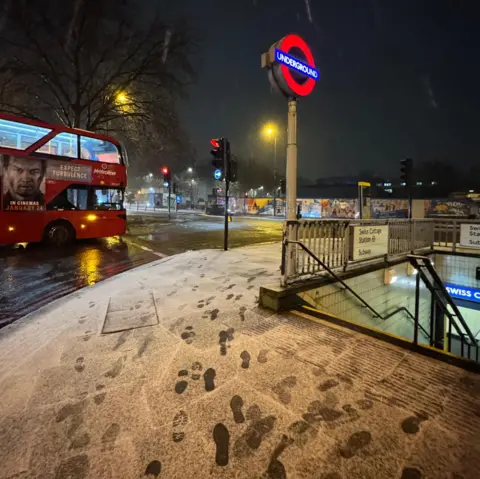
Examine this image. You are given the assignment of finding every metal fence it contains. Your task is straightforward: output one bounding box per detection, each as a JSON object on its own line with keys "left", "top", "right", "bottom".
{"left": 433, "top": 219, "right": 480, "bottom": 251}
{"left": 282, "top": 218, "right": 480, "bottom": 285}
{"left": 125, "top": 202, "right": 204, "bottom": 214}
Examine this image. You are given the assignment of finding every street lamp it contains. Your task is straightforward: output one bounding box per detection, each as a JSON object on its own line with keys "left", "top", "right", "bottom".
{"left": 262, "top": 123, "right": 278, "bottom": 215}
{"left": 116, "top": 92, "right": 128, "bottom": 104}
{"left": 187, "top": 167, "right": 193, "bottom": 173}
{"left": 115, "top": 91, "right": 131, "bottom": 112}
{"left": 149, "top": 173, "right": 153, "bottom": 178}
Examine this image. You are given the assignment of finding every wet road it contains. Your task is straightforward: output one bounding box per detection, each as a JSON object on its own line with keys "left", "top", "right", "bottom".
{"left": 0, "top": 237, "right": 159, "bottom": 326}
{"left": 127, "top": 213, "right": 284, "bottom": 255}
{"left": 0, "top": 213, "right": 283, "bottom": 326}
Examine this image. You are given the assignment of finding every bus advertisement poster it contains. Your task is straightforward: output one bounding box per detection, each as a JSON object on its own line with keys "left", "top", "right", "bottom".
{"left": 47, "top": 160, "right": 92, "bottom": 183}
{"left": 1, "top": 155, "right": 46, "bottom": 212}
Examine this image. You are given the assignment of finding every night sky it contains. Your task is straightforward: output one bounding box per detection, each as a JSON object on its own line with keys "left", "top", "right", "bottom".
{"left": 174, "top": 0, "right": 480, "bottom": 180}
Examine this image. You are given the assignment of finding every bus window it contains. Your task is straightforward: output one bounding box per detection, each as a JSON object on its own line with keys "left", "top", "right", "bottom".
{"left": 47, "top": 186, "right": 88, "bottom": 211}
{"left": 0, "top": 119, "right": 51, "bottom": 150}
{"left": 91, "top": 187, "right": 124, "bottom": 210}
{"left": 36, "top": 132, "right": 78, "bottom": 158}
{"left": 80, "top": 137, "right": 120, "bottom": 164}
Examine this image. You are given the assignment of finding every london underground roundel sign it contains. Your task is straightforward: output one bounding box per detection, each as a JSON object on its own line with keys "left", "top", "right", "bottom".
{"left": 263, "top": 34, "right": 319, "bottom": 98}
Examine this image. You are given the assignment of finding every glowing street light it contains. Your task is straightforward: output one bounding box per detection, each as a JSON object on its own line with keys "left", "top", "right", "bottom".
{"left": 187, "top": 167, "right": 193, "bottom": 173}
{"left": 263, "top": 123, "right": 277, "bottom": 139}
{"left": 115, "top": 91, "right": 131, "bottom": 113}
{"left": 149, "top": 173, "right": 153, "bottom": 178}
{"left": 116, "top": 91, "right": 128, "bottom": 104}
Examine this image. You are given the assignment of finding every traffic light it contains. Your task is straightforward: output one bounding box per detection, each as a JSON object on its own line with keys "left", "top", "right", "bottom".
{"left": 211, "top": 138, "right": 236, "bottom": 182}
{"left": 280, "top": 178, "right": 286, "bottom": 195}
{"left": 400, "top": 159, "right": 413, "bottom": 187}
{"left": 162, "top": 166, "right": 171, "bottom": 186}
{"left": 211, "top": 138, "right": 225, "bottom": 178}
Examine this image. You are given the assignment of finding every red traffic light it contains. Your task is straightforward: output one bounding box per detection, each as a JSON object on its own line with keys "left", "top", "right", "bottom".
{"left": 210, "top": 139, "right": 220, "bottom": 149}
{"left": 161, "top": 167, "right": 169, "bottom": 174}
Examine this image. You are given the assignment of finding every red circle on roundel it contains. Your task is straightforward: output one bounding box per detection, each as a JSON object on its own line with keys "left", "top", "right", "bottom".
{"left": 278, "top": 34, "right": 316, "bottom": 97}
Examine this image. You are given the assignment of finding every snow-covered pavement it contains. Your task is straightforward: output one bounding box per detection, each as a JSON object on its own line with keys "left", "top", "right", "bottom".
{"left": 1, "top": 242, "right": 479, "bottom": 478}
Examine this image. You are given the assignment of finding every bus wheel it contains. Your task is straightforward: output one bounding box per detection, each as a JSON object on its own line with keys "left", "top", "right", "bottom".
{"left": 43, "top": 221, "right": 75, "bottom": 247}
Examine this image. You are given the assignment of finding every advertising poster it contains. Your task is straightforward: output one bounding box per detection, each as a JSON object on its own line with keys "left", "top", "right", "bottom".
{"left": 1, "top": 154, "right": 46, "bottom": 212}
{"left": 371, "top": 199, "right": 409, "bottom": 218}
{"left": 47, "top": 160, "right": 92, "bottom": 182}
{"left": 319, "top": 198, "right": 357, "bottom": 218}
{"left": 247, "top": 197, "right": 275, "bottom": 215}
{"left": 425, "top": 199, "right": 470, "bottom": 217}
{"left": 298, "top": 199, "right": 322, "bottom": 218}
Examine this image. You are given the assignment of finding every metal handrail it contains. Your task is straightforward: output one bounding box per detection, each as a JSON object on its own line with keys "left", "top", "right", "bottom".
{"left": 288, "top": 240, "right": 430, "bottom": 341}
{"left": 285, "top": 240, "right": 430, "bottom": 339}
{"left": 407, "top": 255, "right": 479, "bottom": 361}
{"left": 408, "top": 255, "right": 477, "bottom": 344}
{"left": 383, "top": 306, "right": 431, "bottom": 340}
{"left": 289, "top": 240, "right": 383, "bottom": 319}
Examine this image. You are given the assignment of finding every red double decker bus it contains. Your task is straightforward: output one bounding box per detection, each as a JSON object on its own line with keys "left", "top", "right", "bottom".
{"left": 0, "top": 113, "right": 127, "bottom": 246}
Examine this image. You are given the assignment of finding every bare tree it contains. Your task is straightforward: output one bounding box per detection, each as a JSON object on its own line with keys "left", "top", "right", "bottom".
{"left": 123, "top": 104, "right": 196, "bottom": 176}
{"left": 0, "top": 0, "right": 196, "bottom": 174}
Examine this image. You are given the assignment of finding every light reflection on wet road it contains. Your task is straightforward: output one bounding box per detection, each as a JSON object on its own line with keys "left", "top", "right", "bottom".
{"left": 0, "top": 237, "right": 158, "bottom": 326}
{"left": 0, "top": 214, "right": 283, "bottom": 326}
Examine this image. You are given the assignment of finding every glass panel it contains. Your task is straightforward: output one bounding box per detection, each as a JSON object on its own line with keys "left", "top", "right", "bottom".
{"left": 92, "top": 187, "right": 124, "bottom": 210}
{"left": 47, "top": 187, "right": 88, "bottom": 211}
{"left": 80, "top": 136, "right": 120, "bottom": 164}
{"left": 36, "top": 132, "right": 78, "bottom": 158}
{"left": 0, "top": 119, "right": 51, "bottom": 150}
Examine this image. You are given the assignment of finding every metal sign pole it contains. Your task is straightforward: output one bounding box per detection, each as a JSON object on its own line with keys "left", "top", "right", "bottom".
{"left": 358, "top": 185, "right": 364, "bottom": 219}
{"left": 168, "top": 184, "right": 171, "bottom": 220}
{"left": 223, "top": 139, "right": 229, "bottom": 251}
{"left": 286, "top": 98, "right": 297, "bottom": 276}
{"left": 224, "top": 179, "right": 229, "bottom": 251}
{"left": 261, "top": 34, "right": 319, "bottom": 282}
{"left": 273, "top": 136, "right": 277, "bottom": 216}
{"left": 408, "top": 187, "right": 413, "bottom": 219}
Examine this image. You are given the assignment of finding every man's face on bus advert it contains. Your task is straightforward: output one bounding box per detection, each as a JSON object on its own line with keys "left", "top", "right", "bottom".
{"left": 5, "top": 157, "right": 45, "bottom": 200}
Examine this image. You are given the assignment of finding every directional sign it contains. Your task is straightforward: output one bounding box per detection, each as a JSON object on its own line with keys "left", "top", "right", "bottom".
{"left": 263, "top": 34, "right": 319, "bottom": 97}
{"left": 214, "top": 169, "right": 222, "bottom": 180}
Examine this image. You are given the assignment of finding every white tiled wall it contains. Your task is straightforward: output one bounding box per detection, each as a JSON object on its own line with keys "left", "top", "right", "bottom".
{"left": 435, "top": 254, "right": 480, "bottom": 289}
{"left": 299, "top": 261, "right": 432, "bottom": 344}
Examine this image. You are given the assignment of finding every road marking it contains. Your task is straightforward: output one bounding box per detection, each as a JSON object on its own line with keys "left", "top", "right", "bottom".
{"left": 139, "top": 245, "right": 168, "bottom": 258}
